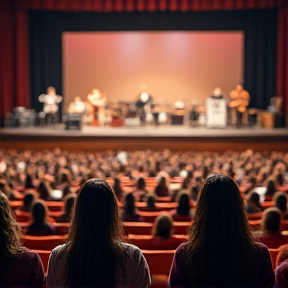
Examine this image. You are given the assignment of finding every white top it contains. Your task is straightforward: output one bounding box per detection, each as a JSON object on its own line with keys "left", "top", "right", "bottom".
{"left": 46, "top": 242, "right": 151, "bottom": 288}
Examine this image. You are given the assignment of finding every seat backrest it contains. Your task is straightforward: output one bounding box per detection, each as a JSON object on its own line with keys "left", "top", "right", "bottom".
{"left": 123, "top": 222, "right": 153, "bottom": 235}
{"left": 269, "top": 247, "right": 282, "bottom": 270}
{"left": 142, "top": 250, "right": 175, "bottom": 275}
{"left": 21, "top": 235, "right": 67, "bottom": 250}
{"left": 32, "top": 250, "right": 51, "bottom": 273}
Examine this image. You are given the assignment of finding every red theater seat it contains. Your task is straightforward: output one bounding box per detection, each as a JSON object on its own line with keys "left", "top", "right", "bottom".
{"left": 21, "top": 235, "right": 67, "bottom": 250}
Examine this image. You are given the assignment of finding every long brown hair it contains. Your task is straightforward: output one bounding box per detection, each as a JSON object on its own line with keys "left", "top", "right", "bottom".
{"left": 62, "top": 179, "right": 124, "bottom": 287}
{"left": 0, "top": 191, "right": 23, "bottom": 262}
{"left": 186, "top": 174, "right": 261, "bottom": 287}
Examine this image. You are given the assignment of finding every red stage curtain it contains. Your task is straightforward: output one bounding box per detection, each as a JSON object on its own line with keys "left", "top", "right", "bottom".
{"left": 0, "top": 0, "right": 16, "bottom": 119}
{"left": 14, "top": 0, "right": 286, "bottom": 11}
{"left": 277, "top": 3, "right": 288, "bottom": 124}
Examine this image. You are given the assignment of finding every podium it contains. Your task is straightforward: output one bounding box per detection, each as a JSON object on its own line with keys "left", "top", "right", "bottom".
{"left": 206, "top": 98, "right": 227, "bottom": 128}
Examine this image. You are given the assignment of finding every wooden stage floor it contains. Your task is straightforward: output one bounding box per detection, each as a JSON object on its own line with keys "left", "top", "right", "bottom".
{"left": 1, "top": 125, "right": 288, "bottom": 151}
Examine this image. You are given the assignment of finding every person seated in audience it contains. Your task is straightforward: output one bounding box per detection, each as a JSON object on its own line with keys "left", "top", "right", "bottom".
{"left": 150, "top": 213, "right": 185, "bottom": 250}
{"left": 257, "top": 207, "right": 288, "bottom": 248}
{"left": 38, "top": 180, "right": 52, "bottom": 201}
{"left": 24, "top": 174, "right": 35, "bottom": 190}
{"left": 171, "top": 174, "right": 192, "bottom": 202}
{"left": 274, "top": 192, "right": 288, "bottom": 219}
{"left": 244, "top": 176, "right": 258, "bottom": 195}
{"left": 17, "top": 191, "right": 37, "bottom": 213}
{"left": 26, "top": 200, "right": 56, "bottom": 236}
{"left": 275, "top": 244, "right": 288, "bottom": 288}
{"left": 154, "top": 176, "right": 170, "bottom": 197}
{"left": 169, "top": 174, "right": 274, "bottom": 288}
{"left": 245, "top": 192, "right": 262, "bottom": 214}
{"left": 122, "top": 192, "right": 143, "bottom": 222}
{"left": 133, "top": 177, "right": 149, "bottom": 202}
{"left": 0, "top": 191, "right": 45, "bottom": 287}
{"left": 113, "top": 177, "right": 124, "bottom": 202}
{"left": 46, "top": 179, "right": 151, "bottom": 287}
{"left": 57, "top": 172, "right": 71, "bottom": 192}
{"left": 139, "top": 194, "right": 162, "bottom": 212}
{"left": 265, "top": 179, "right": 278, "bottom": 201}
{"left": 170, "top": 192, "right": 193, "bottom": 222}
{"left": 57, "top": 194, "right": 76, "bottom": 223}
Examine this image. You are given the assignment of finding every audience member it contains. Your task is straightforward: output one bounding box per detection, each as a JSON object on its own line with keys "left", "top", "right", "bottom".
{"left": 133, "top": 177, "right": 149, "bottom": 202}
{"left": 169, "top": 174, "right": 274, "bottom": 288}
{"left": 46, "top": 179, "right": 151, "bottom": 287}
{"left": 0, "top": 191, "right": 45, "bottom": 287}
{"left": 26, "top": 200, "right": 56, "bottom": 236}
{"left": 171, "top": 192, "right": 193, "bottom": 222}
{"left": 154, "top": 176, "right": 170, "bottom": 197}
{"left": 245, "top": 192, "right": 262, "bottom": 214}
{"left": 257, "top": 207, "right": 288, "bottom": 248}
{"left": 122, "top": 192, "right": 143, "bottom": 222}
{"left": 57, "top": 194, "right": 76, "bottom": 223}
{"left": 150, "top": 213, "right": 185, "bottom": 250}
{"left": 274, "top": 192, "right": 288, "bottom": 219}
{"left": 113, "top": 177, "right": 124, "bottom": 202}
{"left": 265, "top": 179, "right": 278, "bottom": 201}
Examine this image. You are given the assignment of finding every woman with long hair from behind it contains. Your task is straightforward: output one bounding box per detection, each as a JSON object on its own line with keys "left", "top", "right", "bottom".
{"left": 169, "top": 174, "right": 274, "bottom": 288}
{"left": 47, "top": 179, "right": 150, "bottom": 288}
{"left": 0, "top": 191, "right": 44, "bottom": 287}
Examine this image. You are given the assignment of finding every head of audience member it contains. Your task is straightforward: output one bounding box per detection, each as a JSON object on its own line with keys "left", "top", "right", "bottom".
{"left": 146, "top": 194, "right": 156, "bottom": 210}
{"left": 31, "top": 200, "right": 49, "bottom": 224}
{"left": 63, "top": 185, "right": 72, "bottom": 198}
{"left": 60, "top": 173, "right": 70, "bottom": 185}
{"left": 265, "top": 179, "right": 277, "bottom": 198}
{"left": 113, "top": 177, "right": 124, "bottom": 202}
{"left": 0, "top": 191, "right": 22, "bottom": 263}
{"left": 176, "top": 192, "right": 191, "bottom": 216}
{"left": 186, "top": 174, "right": 260, "bottom": 287}
{"left": 276, "top": 244, "right": 288, "bottom": 266}
{"left": 124, "top": 192, "right": 136, "bottom": 216}
{"left": 24, "top": 174, "right": 34, "bottom": 189}
{"left": 22, "top": 191, "right": 36, "bottom": 212}
{"left": 152, "top": 213, "right": 173, "bottom": 239}
{"left": 158, "top": 176, "right": 167, "bottom": 188}
{"left": 246, "top": 192, "right": 262, "bottom": 209}
{"left": 63, "top": 194, "right": 76, "bottom": 222}
{"left": 274, "top": 192, "right": 288, "bottom": 215}
{"left": 136, "top": 177, "right": 146, "bottom": 190}
{"left": 261, "top": 207, "right": 281, "bottom": 233}
{"left": 63, "top": 178, "right": 123, "bottom": 287}
{"left": 181, "top": 175, "right": 192, "bottom": 190}
{"left": 247, "top": 176, "right": 257, "bottom": 191}
{"left": 38, "top": 181, "right": 50, "bottom": 200}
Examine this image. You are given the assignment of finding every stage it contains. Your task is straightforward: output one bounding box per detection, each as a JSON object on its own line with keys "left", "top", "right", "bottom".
{"left": 1, "top": 125, "right": 288, "bottom": 151}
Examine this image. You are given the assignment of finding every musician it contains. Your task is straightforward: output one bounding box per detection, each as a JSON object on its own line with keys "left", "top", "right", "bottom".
{"left": 135, "top": 86, "right": 153, "bottom": 125}
{"left": 229, "top": 84, "right": 250, "bottom": 127}
{"left": 211, "top": 87, "right": 225, "bottom": 99}
{"left": 68, "top": 96, "right": 86, "bottom": 114}
{"left": 87, "top": 88, "right": 106, "bottom": 126}
{"left": 38, "top": 86, "right": 62, "bottom": 124}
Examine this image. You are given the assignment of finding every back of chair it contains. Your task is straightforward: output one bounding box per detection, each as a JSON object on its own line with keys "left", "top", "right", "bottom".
{"left": 33, "top": 250, "right": 51, "bottom": 272}
{"left": 21, "top": 235, "right": 67, "bottom": 250}
{"left": 142, "top": 250, "right": 175, "bottom": 275}
{"left": 269, "top": 247, "right": 282, "bottom": 270}
{"left": 123, "top": 222, "right": 153, "bottom": 235}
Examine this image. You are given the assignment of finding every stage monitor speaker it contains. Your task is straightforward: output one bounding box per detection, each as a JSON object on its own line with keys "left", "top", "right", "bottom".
{"left": 62, "top": 113, "right": 82, "bottom": 130}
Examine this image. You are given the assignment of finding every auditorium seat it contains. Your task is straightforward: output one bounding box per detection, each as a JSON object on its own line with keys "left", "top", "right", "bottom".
{"left": 9, "top": 200, "right": 23, "bottom": 210}
{"left": 142, "top": 250, "right": 175, "bottom": 288}
{"left": 269, "top": 247, "right": 283, "bottom": 270}
{"left": 19, "top": 222, "right": 71, "bottom": 235}
{"left": 262, "top": 201, "right": 274, "bottom": 209}
{"left": 123, "top": 221, "right": 191, "bottom": 235}
{"left": 44, "top": 201, "right": 65, "bottom": 211}
{"left": 21, "top": 235, "right": 67, "bottom": 250}
{"left": 138, "top": 211, "right": 161, "bottom": 222}
{"left": 33, "top": 250, "right": 50, "bottom": 272}
{"left": 14, "top": 210, "right": 31, "bottom": 222}
{"left": 128, "top": 234, "right": 187, "bottom": 250}
{"left": 247, "top": 212, "right": 263, "bottom": 220}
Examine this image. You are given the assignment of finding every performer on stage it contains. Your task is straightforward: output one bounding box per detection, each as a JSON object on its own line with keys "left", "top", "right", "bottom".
{"left": 38, "top": 86, "right": 62, "bottom": 124}
{"left": 87, "top": 88, "right": 106, "bottom": 126}
{"left": 135, "top": 85, "right": 153, "bottom": 125}
{"left": 211, "top": 87, "right": 225, "bottom": 99}
{"left": 68, "top": 96, "right": 86, "bottom": 114}
{"left": 229, "top": 84, "right": 250, "bottom": 127}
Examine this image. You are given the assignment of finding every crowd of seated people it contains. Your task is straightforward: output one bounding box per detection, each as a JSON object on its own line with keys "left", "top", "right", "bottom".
{"left": 2, "top": 148, "right": 288, "bottom": 286}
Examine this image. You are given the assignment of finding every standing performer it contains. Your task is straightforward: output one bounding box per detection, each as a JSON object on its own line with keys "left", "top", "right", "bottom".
{"left": 229, "top": 84, "right": 250, "bottom": 127}
{"left": 135, "top": 85, "right": 154, "bottom": 125}
{"left": 38, "top": 86, "right": 62, "bottom": 124}
{"left": 87, "top": 88, "right": 106, "bottom": 126}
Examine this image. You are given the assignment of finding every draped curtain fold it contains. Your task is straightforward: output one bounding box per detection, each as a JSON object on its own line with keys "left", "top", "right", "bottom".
{"left": 13, "top": 0, "right": 286, "bottom": 11}
{"left": 0, "top": 0, "right": 287, "bottom": 123}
